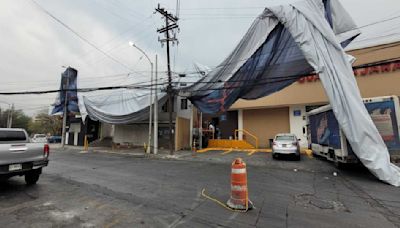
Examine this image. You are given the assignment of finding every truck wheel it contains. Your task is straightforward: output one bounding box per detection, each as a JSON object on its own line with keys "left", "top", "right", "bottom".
{"left": 334, "top": 158, "right": 345, "bottom": 169}
{"left": 25, "top": 170, "right": 40, "bottom": 185}
{"left": 295, "top": 154, "right": 301, "bottom": 161}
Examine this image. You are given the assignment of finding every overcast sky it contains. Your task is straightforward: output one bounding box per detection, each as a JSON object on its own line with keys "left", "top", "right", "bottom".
{"left": 0, "top": 0, "right": 399, "bottom": 116}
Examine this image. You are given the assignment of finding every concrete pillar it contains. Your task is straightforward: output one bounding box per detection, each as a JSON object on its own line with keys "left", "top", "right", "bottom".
{"left": 189, "top": 107, "right": 194, "bottom": 149}
{"left": 289, "top": 106, "right": 307, "bottom": 147}
{"left": 238, "top": 109, "right": 243, "bottom": 140}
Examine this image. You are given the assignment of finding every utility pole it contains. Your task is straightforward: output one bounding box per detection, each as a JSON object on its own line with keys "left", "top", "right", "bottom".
{"left": 154, "top": 54, "right": 158, "bottom": 155}
{"left": 155, "top": 4, "right": 179, "bottom": 155}
{"left": 8, "top": 104, "right": 14, "bottom": 128}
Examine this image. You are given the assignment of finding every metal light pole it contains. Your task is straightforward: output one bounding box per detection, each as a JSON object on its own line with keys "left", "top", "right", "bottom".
{"left": 154, "top": 55, "right": 158, "bottom": 154}
{"left": 129, "top": 42, "right": 153, "bottom": 154}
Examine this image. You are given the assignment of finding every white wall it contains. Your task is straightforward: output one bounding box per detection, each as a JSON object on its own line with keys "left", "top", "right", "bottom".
{"left": 100, "top": 123, "right": 114, "bottom": 138}
{"left": 289, "top": 106, "right": 308, "bottom": 147}
{"left": 113, "top": 124, "right": 148, "bottom": 146}
{"left": 176, "top": 96, "right": 193, "bottom": 119}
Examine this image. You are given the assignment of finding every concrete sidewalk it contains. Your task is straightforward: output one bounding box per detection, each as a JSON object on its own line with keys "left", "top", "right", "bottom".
{"left": 52, "top": 144, "right": 195, "bottom": 160}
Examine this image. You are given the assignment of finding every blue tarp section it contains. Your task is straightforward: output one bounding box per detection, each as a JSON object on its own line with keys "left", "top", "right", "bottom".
{"left": 186, "top": 0, "right": 356, "bottom": 114}
{"left": 51, "top": 67, "right": 79, "bottom": 115}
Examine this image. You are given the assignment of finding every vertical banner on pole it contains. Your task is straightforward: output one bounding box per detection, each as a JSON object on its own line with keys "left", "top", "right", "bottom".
{"left": 51, "top": 67, "right": 79, "bottom": 115}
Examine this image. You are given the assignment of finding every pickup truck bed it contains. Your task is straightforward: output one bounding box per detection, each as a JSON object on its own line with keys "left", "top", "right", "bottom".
{"left": 0, "top": 128, "right": 49, "bottom": 184}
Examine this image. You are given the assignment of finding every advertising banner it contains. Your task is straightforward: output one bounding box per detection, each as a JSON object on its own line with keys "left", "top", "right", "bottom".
{"left": 309, "top": 110, "right": 341, "bottom": 149}
{"left": 366, "top": 100, "right": 400, "bottom": 151}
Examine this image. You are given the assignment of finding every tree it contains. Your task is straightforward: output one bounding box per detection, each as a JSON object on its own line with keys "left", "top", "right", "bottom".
{"left": 28, "top": 110, "right": 62, "bottom": 136}
{"left": 0, "top": 108, "right": 31, "bottom": 130}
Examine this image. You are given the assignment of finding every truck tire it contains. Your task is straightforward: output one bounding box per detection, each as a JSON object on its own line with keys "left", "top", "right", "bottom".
{"left": 25, "top": 170, "right": 40, "bottom": 185}
{"left": 334, "top": 157, "right": 345, "bottom": 169}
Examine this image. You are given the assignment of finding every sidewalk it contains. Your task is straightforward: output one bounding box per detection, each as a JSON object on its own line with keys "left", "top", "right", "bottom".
{"left": 53, "top": 144, "right": 194, "bottom": 160}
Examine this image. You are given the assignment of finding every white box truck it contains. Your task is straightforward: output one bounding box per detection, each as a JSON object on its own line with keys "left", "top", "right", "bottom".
{"left": 307, "top": 96, "right": 400, "bottom": 167}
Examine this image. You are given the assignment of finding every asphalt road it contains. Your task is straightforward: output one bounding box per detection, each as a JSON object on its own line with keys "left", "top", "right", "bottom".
{"left": 0, "top": 148, "right": 399, "bottom": 228}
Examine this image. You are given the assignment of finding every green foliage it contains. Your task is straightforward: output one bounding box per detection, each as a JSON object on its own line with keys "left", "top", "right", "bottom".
{"left": 28, "top": 110, "right": 62, "bottom": 136}
{"left": 0, "top": 108, "right": 31, "bottom": 131}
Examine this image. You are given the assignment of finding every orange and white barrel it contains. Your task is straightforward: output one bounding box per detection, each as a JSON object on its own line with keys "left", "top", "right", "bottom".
{"left": 227, "top": 158, "right": 253, "bottom": 210}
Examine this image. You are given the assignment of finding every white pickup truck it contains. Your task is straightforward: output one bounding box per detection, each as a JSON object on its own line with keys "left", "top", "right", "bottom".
{"left": 0, "top": 128, "right": 49, "bottom": 185}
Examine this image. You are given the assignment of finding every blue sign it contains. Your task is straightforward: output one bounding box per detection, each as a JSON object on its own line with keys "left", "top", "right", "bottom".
{"left": 293, "top": 110, "right": 301, "bottom": 116}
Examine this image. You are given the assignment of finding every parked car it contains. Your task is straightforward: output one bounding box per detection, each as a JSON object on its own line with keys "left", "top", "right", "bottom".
{"left": 47, "top": 135, "right": 62, "bottom": 143}
{"left": 32, "top": 134, "right": 48, "bottom": 143}
{"left": 272, "top": 133, "right": 301, "bottom": 160}
{"left": 0, "top": 128, "right": 49, "bottom": 184}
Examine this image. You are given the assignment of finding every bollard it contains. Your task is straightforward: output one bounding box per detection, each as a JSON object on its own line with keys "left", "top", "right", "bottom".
{"left": 192, "top": 139, "right": 197, "bottom": 156}
{"left": 227, "top": 158, "right": 253, "bottom": 210}
{"left": 84, "top": 135, "right": 89, "bottom": 151}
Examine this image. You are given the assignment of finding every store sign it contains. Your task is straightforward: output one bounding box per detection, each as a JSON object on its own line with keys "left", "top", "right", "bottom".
{"left": 293, "top": 110, "right": 301, "bottom": 116}
{"left": 298, "top": 61, "right": 400, "bottom": 84}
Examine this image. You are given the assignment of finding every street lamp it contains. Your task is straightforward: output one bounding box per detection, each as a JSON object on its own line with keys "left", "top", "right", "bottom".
{"left": 129, "top": 41, "right": 154, "bottom": 154}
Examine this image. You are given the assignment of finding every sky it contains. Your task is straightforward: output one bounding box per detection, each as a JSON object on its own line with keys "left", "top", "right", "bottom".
{"left": 0, "top": 0, "right": 399, "bottom": 116}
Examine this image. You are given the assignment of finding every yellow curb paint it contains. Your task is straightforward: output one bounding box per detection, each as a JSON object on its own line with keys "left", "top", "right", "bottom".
{"left": 247, "top": 150, "right": 257, "bottom": 156}
{"left": 221, "top": 149, "right": 234, "bottom": 155}
{"left": 304, "top": 149, "right": 313, "bottom": 158}
{"left": 198, "top": 147, "right": 273, "bottom": 154}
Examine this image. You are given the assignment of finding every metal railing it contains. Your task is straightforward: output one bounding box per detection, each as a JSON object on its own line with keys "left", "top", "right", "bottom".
{"left": 234, "top": 129, "right": 259, "bottom": 149}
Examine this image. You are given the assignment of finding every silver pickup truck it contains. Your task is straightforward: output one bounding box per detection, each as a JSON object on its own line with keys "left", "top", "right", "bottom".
{"left": 0, "top": 128, "right": 49, "bottom": 185}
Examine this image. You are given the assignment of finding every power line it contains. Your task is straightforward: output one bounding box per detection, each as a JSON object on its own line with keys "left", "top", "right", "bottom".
{"left": 358, "top": 14, "right": 400, "bottom": 29}
{"left": 2, "top": 57, "right": 399, "bottom": 96}
{"left": 30, "top": 0, "right": 133, "bottom": 71}
{"left": 176, "top": 57, "right": 400, "bottom": 92}
{"left": 77, "top": 14, "right": 154, "bottom": 60}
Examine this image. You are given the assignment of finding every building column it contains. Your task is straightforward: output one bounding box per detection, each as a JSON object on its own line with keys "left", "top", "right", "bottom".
{"left": 238, "top": 109, "right": 243, "bottom": 140}
{"left": 289, "top": 106, "right": 307, "bottom": 147}
{"left": 189, "top": 107, "right": 194, "bottom": 149}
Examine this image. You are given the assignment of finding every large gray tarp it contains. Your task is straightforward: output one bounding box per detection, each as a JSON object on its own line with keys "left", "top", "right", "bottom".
{"left": 279, "top": 0, "right": 400, "bottom": 186}
{"left": 78, "top": 89, "right": 167, "bottom": 124}
{"left": 186, "top": 0, "right": 400, "bottom": 186}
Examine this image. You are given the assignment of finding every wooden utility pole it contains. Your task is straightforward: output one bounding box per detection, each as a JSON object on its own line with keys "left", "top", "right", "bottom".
{"left": 155, "top": 4, "right": 179, "bottom": 155}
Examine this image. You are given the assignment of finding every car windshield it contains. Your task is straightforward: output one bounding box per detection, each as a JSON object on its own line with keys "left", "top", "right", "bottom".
{"left": 276, "top": 135, "right": 295, "bottom": 141}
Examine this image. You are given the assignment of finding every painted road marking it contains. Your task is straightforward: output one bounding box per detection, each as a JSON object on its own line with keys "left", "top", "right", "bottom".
{"left": 247, "top": 150, "right": 257, "bottom": 156}
{"left": 221, "top": 149, "right": 233, "bottom": 155}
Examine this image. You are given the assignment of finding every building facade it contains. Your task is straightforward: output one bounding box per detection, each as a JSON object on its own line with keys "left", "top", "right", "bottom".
{"left": 226, "top": 42, "right": 400, "bottom": 148}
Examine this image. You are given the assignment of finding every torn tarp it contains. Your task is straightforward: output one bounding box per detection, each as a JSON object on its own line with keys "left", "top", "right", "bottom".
{"left": 185, "top": 0, "right": 358, "bottom": 114}
{"left": 185, "top": 0, "right": 400, "bottom": 186}
{"left": 78, "top": 89, "right": 167, "bottom": 125}
{"left": 51, "top": 67, "right": 80, "bottom": 115}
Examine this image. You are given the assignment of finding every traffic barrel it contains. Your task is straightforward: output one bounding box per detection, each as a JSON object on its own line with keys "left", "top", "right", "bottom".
{"left": 227, "top": 158, "right": 253, "bottom": 210}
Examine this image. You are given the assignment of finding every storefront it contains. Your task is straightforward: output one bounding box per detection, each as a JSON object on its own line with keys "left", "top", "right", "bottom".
{"left": 227, "top": 42, "right": 400, "bottom": 148}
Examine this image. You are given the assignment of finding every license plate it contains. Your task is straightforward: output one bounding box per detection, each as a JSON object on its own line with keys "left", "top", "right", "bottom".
{"left": 282, "top": 144, "right": 287, "bottom": 147}
{"left": 9, "top": 164, "right": 22, "bottom": 171}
